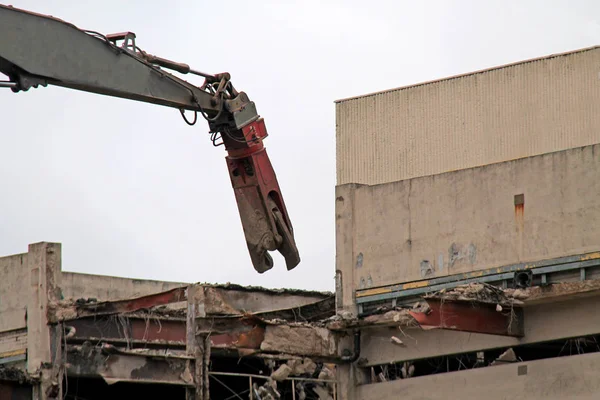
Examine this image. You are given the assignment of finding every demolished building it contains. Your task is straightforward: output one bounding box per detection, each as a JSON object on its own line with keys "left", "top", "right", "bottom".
{"left": 0, "top": 243, "right": 344, "bottom": 399}
{"left": 2, "top": 46, "right": 600, "bottom": 400}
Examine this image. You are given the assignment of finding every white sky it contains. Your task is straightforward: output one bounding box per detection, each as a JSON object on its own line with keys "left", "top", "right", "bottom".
{"left": 1, "top": 0, "right": 598, "bottom": 292}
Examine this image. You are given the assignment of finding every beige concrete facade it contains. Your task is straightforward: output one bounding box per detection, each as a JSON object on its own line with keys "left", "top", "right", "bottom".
{"left": 335, "top": 46, "right": 600, "bottom": 186}
{"left": 335, "top": 143, "right": 600, "bottom": 311}
{"left": 334, "top": 46, "right": 600, "bottom": 400}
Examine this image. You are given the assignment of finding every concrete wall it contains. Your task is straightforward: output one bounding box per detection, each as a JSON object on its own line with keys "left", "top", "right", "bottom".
{"left": 0, "top": 244, "right": 62, "bottom": 366}
{"left": 61, "top": 272, "right": 186, "bottom": 301}
{"left": 0, "top": 252, "right": 28, "bottom": 331}
{"left": 0, "top": 247, "right": 188, "bottom": 318}
{"left": 335, "top": 46, "right": 600, "bottom": 186}
{"left": 354, "top": 351, "right": 600, "bottom": 400}
{"left": 336, "top": 144, "right": 600, "bottom": 311}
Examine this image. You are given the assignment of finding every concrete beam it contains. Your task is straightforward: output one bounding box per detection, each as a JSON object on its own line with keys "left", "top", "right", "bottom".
{"left": 65, "top": 345, "right": 193, "bottom": 386}
{"left": 359, "top": 294, "right": 600, "bottom": 366}
{"left": 355, "top": 351, "right": 600, "bottom": 400}
{"left": 201, "top": 285, "right": 332, "bottom": 316}
{"left": 65, "top": 315, "right": 342, "bottom": 360}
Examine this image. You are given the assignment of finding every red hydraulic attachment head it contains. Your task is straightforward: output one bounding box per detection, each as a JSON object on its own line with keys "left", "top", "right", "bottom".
{"left": 222, "top": 118, "right": 300, "bottom": 273}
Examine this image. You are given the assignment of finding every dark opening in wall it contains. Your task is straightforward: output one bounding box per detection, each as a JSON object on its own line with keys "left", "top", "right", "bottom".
{"left": 0, "top": 381, "right": 32, "bottom": 400}
{"left": 209, "top": 356, "right": 335, "bottom": 399}
{"left": 63, "top": 355, "right": 335, "bottom": 399}
{"left": 64, "top": 378, "right": 186, "bottom": 400}
{"left": 514, "top": 194, "right": 525, "bottom": 206}
{"left": 366, "top": 334, "right": 600, "bottom": 384}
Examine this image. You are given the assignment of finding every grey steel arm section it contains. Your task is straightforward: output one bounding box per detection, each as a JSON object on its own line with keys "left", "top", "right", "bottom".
{"left": 0, "top": 4, "right": 227, "bottom": 119}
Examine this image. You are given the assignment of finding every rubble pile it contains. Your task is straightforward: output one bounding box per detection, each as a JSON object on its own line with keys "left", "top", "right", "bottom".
{"left": 253, "top": 379, "right": 281, "bottom": 399}
{"left": 363, "top": 309, "right": 418, "bottom": 327}
{"left": 0, "top": 365, "right": 35, "bottom": 384}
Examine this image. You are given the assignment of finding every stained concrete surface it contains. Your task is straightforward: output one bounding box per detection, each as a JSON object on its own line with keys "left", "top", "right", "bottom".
{"left": 336, "top": 143, "right": 600, "bottom": 311}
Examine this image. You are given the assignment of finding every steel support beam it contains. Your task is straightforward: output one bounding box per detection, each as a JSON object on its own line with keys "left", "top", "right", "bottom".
{"left": 66, "top": 315, "right": 268, "bottom": 352}
{"left": 356, "top": 251, "right": 600, "bottom": 307}
{"left": 408, "top": 299, "right": 524, "bottom": 337}
{"left": 67, "top": 316, "right": 187, "bottom": 345}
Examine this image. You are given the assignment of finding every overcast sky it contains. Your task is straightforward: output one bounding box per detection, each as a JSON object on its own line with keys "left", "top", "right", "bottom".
{"left": 1, "top": 0, "right": 598, "bottom": 292}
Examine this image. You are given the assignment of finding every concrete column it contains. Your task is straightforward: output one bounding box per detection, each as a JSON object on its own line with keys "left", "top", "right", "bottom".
{"left": 336, "top": 184, "right": 359, "bottom": 315}
{"left": 186, "top": 285, "right": 210, "bottom": 400}
{"left": 26, "top": 242, "right": 61, "bottom": 373}
{"left": 336, "top": 363, "right": 370, "bottom": 400}
{"left": 26, "top": 242, "right": 62, "bottom": 399}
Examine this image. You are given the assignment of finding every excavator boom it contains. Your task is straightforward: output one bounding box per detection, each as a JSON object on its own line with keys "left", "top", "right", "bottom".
{"left": 0, "top": 4, "right": 300, "bottom": 273}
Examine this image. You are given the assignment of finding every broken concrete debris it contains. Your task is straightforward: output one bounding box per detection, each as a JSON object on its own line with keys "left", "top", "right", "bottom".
{"left": 0, "top": 365, "right": 36, "bottom": 385}
{"left": 390, "top": 336, "right": 404, "bottom": 346}
{"left": 426, "top": 282, "right": 530, "bottom": 306}
{"left": 401, "top": 362, "right": 415, "bottom": 379}
{"left": 270, "top": 358, "right": 321, "bottom": 381}
{"left": 264, "top": 358, "right": 336, "bottom": 399}
{"left": 254, "top": 379, "right": 281, "bottom": 399}
{"left": 271, "top": 364, "right": 293, "bottom": 381}
{"left": 490, "top": 348, "right": 518, "bottom": 366}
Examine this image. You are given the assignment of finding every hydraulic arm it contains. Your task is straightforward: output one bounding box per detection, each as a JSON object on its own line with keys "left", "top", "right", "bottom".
{"left": 0, "top": 4, "right": 300, "bottom": 273}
